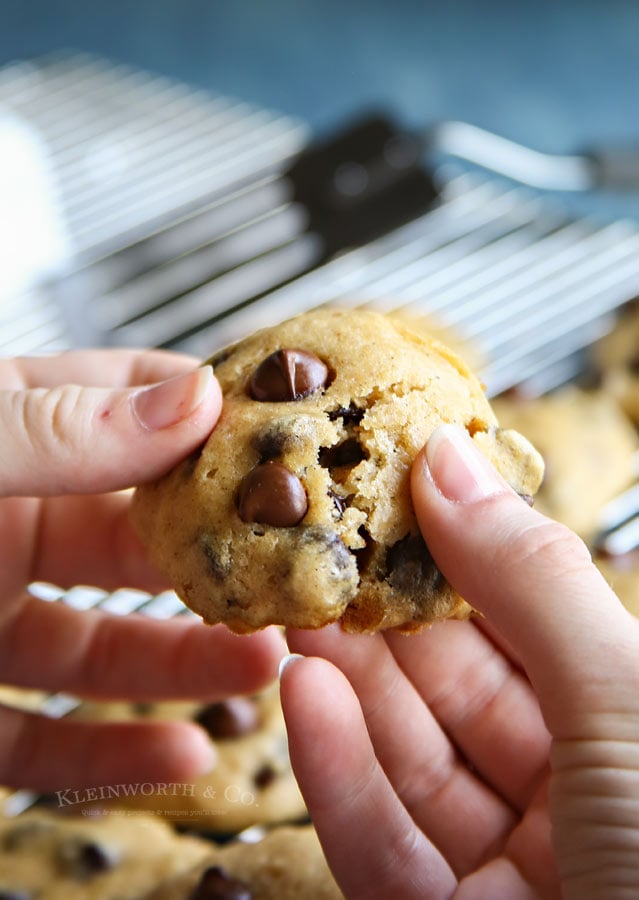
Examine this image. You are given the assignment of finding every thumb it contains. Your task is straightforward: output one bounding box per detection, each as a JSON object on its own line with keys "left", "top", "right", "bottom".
{"left": 411, "top": 424, "right": 639, "bottom": 736}
{"left": 0, "top": 366, "right": 222, "bottom": 497}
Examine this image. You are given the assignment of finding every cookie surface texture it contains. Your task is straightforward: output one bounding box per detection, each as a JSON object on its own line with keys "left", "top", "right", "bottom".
{"left": 592, "top": 300, "right": 639, "bottom": 425}
{"left": 147, "top": 824, "right": 342, "bottom": 900}
{"left": 66, "top": 685, "right": 306, "bottom": 833}
{"left": 0, "top": 807, "right": 211, "bottom": 899}
{"left": 132, "top": 309, "right": 544, "bottom": 633}
{"left": 595, "top": 556, "right": 639, "bottom": 619}
{"left": 492, "top": 386, "right": 638, "bottom": 540}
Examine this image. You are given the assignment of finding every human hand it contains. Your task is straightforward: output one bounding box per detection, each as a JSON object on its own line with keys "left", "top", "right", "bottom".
{"left": 0, "top": 349, "right": 286, "bottom": 794}
{"left": 281, "top": 424, "right": 639, "bottom": 899}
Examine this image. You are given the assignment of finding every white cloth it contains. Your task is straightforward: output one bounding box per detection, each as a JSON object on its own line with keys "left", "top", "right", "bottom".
{"left": 0, "top": 110, "right": 70, "bottom": 302}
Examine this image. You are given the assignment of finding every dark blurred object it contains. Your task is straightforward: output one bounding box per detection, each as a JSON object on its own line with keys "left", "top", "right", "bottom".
{"left": 286, "top": 114, "right": 436, "bottom": 257}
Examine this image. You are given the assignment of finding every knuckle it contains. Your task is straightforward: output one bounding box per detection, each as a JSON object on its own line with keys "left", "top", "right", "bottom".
{"left": 496, "top": 515, "right": 591, "bottom": 580}
{"left": 17, "top": 386, "right": 87, "bottom": 462}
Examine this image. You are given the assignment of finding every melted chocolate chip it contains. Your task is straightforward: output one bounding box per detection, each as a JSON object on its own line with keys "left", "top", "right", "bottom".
{"left": 249, "top": 349, "right": 328, "bottom": 402}
{"left": 386, "top": 534, "right": 445, "bottom": 596}
{"left": 253, "top": 763, "right": 277, "bottom": 789}
{"left": 296, "top": 526, "right": 355, "bottom": 574}
{"left": 253, "top": 424, "right": 292, "bottom": 461}
{"left": 318, "top": 438, "right": 367, "bottom": 470}
{"left": 57, "top": 839, "right": 118, "bottom": 880}
{"left": 194, "top": 698, "right": 260, "bottom": 739}
{"left": 238, "top": 462, "right": 308, "bottom": 527}
{"left": 328, "top": 402, "right": 365, "bottom": 425}
{"left": 77, "top": 843, "right": 115, "bottom": 876}
{"left": 0, "top": 891, "right": 33, "bottom": 900}
{"left": 190, "top": 866, "right": 252, "bottom": 900}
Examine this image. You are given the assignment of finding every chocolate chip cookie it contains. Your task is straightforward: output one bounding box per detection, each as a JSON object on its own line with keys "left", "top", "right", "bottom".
{"left": 66, "top": 685, "right": 306, "bottom": 834}
{"left": 0, "top": 807, "right": 211, "bottom": 899}
{"left": 132, "top": 309, "right": 544, "bottom": 633}
{"left": 492, "top": 386, "right": 638, "bottom": 540}
{"left": 592, "top": 300, "right": 639, "bottom": 426}
{"left": 595, "top": 554, "right": 639, "bottom": 618}
{"left": 147, "top": 824, "right": 342, "bottom": 900}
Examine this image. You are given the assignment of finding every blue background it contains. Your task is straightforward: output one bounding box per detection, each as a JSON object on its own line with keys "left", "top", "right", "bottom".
{"left": 2, "top": 0, "right": 639, "bottom": 216}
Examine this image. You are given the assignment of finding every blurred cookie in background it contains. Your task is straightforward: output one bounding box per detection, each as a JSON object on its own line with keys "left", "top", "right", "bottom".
{"left": 595, "top": 553, "right": 639, "bottom": 619}
{"left": 0, "top": 805, "right": 212, "bottom": 899}
{"left": 492, "top": 386, "right": 638, "bottom": 541}
{"left": 591, "top": 301, "right": 639, "bottom": 427}
{"left": 67, "top": 684, "right": 307, "bottom": 834}
{"left": 146, "top": 824, "right": 342, "bottom": 900}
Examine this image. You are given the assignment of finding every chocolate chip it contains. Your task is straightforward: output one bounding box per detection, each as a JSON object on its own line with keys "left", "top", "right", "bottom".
{"left": 249, "top": 349, "right": 328, "bottom": 401}
{"left": 253, "top": 424, "right": 292, "bottom": 461}
{"left": 253, "top": 763, "right": 277, "bottom": 789}
{"left": 238, "top": 462, "right": 308, "bottom": 527}
{"left": 77, "top": 842, "right": 116, "bottom": 876}
{"left": 328, "top": 402, "right": 365, "bottom": 425}
{"left": 0, "top": 891, "right": 33, "bottom": 900}
{"left": 386, "top": 534, "right": 445, "bottom": 596}
{"left": 318, "top": 438, "right": 366, "bottom": 470}
{"left": 295, "top": 526, "right": 355, "bottom": 574}
{"left": 194, "top": 698, "right": 260, "bottom": 739}
{"left": 190, "top": 866, "right": 252, "bottom": 900}
{"left": 57, "top": 839, "right": 119, "bottom": 880}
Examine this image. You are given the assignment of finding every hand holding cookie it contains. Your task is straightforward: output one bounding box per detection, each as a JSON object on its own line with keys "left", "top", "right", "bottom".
{"left": 0, "top": 349, "right": 285, "bottom": 793}
{"left": 281, "top": 425, "right": 639, "bottom": 899}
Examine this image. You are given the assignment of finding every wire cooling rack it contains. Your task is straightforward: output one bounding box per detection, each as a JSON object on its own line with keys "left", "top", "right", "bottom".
{"left": 2, "top": 53, "right": 638, "bottom": 392}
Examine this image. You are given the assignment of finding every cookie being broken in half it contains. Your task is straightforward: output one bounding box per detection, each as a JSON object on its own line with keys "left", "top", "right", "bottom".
{"left": 132, "top": 309, "right": 544, "bottom": 633}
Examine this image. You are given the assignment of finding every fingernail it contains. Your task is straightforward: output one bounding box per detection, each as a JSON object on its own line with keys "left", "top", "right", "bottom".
{"left": 278, "top": 653, "right": 304, "bottom": 679}
{"left": 425, "top": 424, "right": 508, "bottom": 503}
{"left": 132, "top": 367, "right": 213, "bottom": 431}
